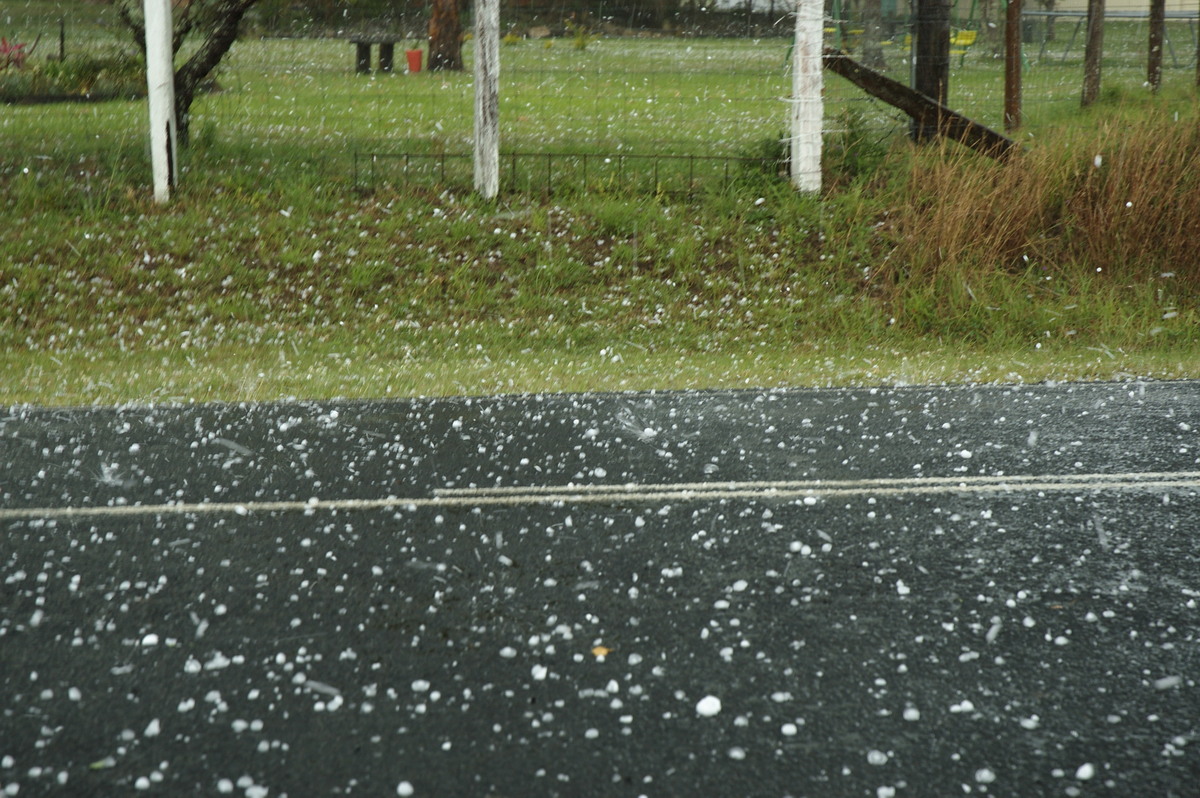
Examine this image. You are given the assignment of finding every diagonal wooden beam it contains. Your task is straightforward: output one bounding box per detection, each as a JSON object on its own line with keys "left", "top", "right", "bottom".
{"left": 822, "top": 48, "right": 1018, "bottom": 161}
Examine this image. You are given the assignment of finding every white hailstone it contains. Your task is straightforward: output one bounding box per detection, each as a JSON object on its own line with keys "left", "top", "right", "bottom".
{"left": 695, "top": 695, "right": 722, "bottom": 717}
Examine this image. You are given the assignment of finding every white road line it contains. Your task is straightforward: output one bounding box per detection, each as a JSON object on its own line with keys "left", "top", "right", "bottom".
{"left": 1, "top": 471, "right": 1197, "bottom": 521}
{"left": 435, "top": 470, "right": 1200, "bottom": 497}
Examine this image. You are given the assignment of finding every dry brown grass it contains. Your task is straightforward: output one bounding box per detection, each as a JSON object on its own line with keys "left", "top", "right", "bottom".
{"left": 883, "top": 109, "right": 1200, "bottom": 282}
{"left": 868, "top": 108, "right": 1200, "bottom": 341}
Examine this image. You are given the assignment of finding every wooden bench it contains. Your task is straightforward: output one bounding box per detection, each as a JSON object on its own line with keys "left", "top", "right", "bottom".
{"left": 350, "top": 36, "right": 400, "bottom": 74}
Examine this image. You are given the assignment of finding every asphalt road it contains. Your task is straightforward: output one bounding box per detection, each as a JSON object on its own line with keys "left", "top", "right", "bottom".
{"left": 3, "top": 381, "right": 1199, "bottom": 797}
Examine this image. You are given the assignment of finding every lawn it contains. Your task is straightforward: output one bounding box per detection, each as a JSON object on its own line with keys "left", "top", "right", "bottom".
{"left": 2, "top": 15, "right": 1198, "bottom": 406}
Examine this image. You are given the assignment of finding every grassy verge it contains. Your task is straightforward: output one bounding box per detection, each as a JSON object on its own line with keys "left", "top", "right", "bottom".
{"left": 6, "top": 339, "right": 1199, "bottom": 406}
{"left": 2, "top": 37, "right": 1198, "bottom": 406}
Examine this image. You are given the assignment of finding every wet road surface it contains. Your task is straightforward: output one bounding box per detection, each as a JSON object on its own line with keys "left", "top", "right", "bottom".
{"left": 3, "top": 381, "right": 1199, "bottom": 797}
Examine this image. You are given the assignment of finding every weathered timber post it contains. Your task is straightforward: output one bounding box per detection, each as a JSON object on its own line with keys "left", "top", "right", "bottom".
{"left": 474, "top": 0, "right": 500, "bottom": 199}
{"left": 912, "top": 0, "right": 951, "bottom": 142}
{"left": 143, "top": 0, "right": 178, "bottom": 203}
{"left": 1147, "top": 0, "right": 1164, "bottom": 92}
{"left": 790, "top": 0, "right": 823, "bottom": 192}
{"left": 1081, "top": 0, "right": 1104, "bottom": 106}
{"left": 1005, "top": 0, "right": 1022, "bottom": 131}
{"left": 824, "top": 49, "right": 1017, "bottom": 160}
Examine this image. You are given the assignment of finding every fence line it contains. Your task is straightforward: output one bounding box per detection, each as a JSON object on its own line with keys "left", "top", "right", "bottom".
{"left": 5, "top": 1, "right": 1199, "bottom": 197}
{"left": 353, "top": 150, "right": 776, "bottom": 194}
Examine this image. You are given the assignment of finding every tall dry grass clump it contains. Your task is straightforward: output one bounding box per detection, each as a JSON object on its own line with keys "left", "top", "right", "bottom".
{"left": 1062, "top": 115, "right": 1200, "bottom": 277}
{"left": 872, "top": 108, "right": 1199, "bottom": 340}
{"left": 888, "top": 110, "right": 1200, "bottom": 277}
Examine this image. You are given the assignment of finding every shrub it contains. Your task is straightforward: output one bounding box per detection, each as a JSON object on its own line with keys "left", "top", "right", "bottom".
{"left": 565, "top": 19, "right": 593, "bottom": 51}
{"left": 1, "top": 37, "right": 29, "bottom": 70}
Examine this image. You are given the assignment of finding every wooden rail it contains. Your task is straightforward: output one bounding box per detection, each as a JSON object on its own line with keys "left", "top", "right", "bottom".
{"left": 822, "top": 48, "right": 1018, "bottom": 161}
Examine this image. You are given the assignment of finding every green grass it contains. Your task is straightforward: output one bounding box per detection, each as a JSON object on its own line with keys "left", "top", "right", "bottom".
{"left": 2, "top": 30, "right": 1199, "bottom": 406}
{"left": 9, "top": 339, "right": 1200, "bottom": 406}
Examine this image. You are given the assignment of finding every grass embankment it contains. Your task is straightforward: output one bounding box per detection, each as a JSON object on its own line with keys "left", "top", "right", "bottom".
{"left": 2, "top": 35, "right": 1198, "bottom": 405}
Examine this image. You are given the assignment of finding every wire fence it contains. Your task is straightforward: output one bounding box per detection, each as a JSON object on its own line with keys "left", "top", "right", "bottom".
{"left": 352, "top": 149, "right": 777, "bottom": 194}
{"left": 2, "top": 0, "right": 1198, "bottom": 194}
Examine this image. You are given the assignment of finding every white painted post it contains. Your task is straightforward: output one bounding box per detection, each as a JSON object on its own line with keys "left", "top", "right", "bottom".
{"left": 144, "top": 0, "right": 178, "bottom": 203}
{"left": 474, "top": 0, "right": 500, "bottom": 200}
{"left": 790, "top": 0, "right": 823, "bottom": 192}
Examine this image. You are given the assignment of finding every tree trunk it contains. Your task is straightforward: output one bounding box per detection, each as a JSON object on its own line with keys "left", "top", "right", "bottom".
{"left": 1043, "top": 0, "right": 1057, "bottom": 42}
{"left": 861, "top": 0, "right": 887, "bottom": 70}
{"left": 979, "top": 0, "right": 996, "bottom": 50}
{"left": 114, "top": 0, "right": 256, "bottom": 147}
{"left": 174, "top": 0, "right": 255, "bottom": 146}
{"left": 428, "top": 0, "right": 464, "bottom": 72}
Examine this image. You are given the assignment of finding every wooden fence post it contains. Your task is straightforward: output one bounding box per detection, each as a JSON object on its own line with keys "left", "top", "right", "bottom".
{"left": 1147, "top": 0, "right": 1164, "bottom": 92}
{"left": 1005, "top": 0, "right": 1022, "bottom": 131}
{"left": 474, "top": 0, "right": 500, "bottom": 200}
{"left": 1081, "top": 0, "right": 1104, "bottom": 107}
{"left": 912, "top": 0, "right": 951, "bottom": 142}
{"left": 143, "top": 0, "right": 177, "bottom": 203}
{"left": 790, "top": 0, "right": 823, "bottom": 192}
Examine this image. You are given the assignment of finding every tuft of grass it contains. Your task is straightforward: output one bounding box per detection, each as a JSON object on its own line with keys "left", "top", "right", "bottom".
{"left": 823, "top": 107, "right": 890, "bottom": 186}
{"left": 565, "top": 19, "right": 594, "bottom": 51}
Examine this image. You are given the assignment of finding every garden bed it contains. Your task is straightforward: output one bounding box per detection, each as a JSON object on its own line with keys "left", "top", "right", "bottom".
{"left": 0, "top": 51, "right": 144, "bottom": 104}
